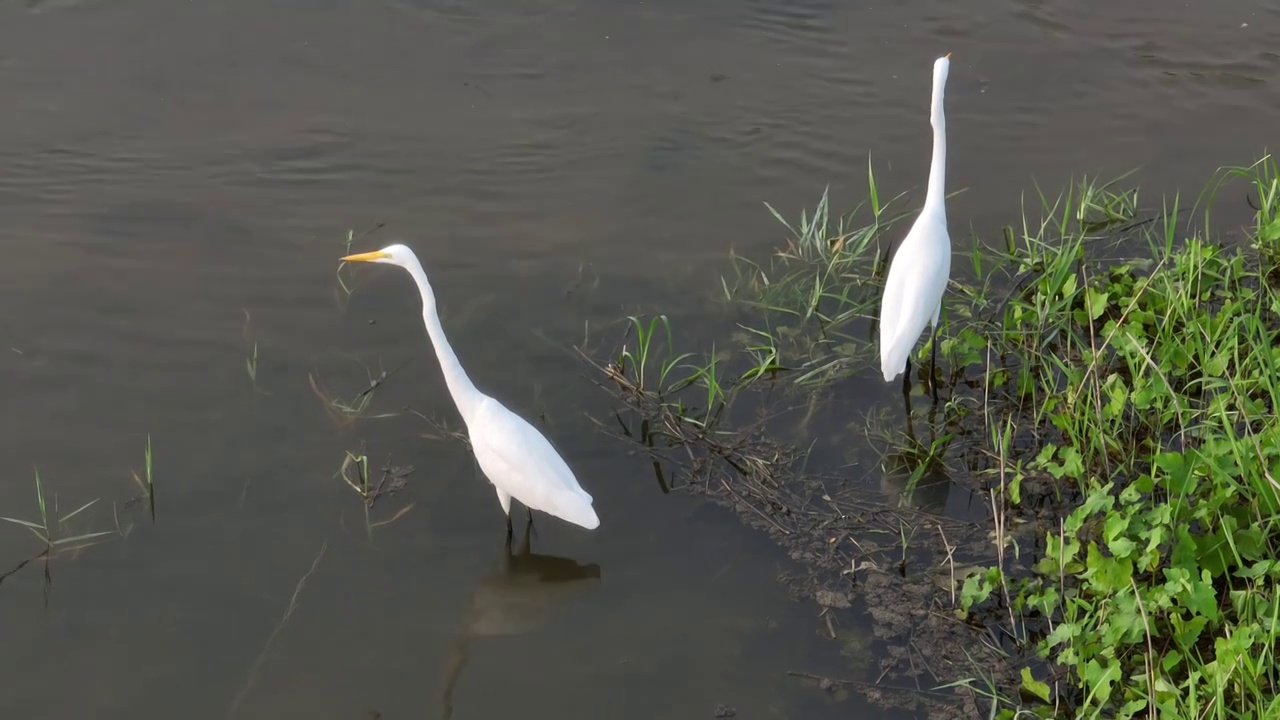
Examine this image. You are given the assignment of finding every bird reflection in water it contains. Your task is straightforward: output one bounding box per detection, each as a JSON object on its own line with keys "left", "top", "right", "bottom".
{"left": 880, "top": 448, "right": 952, "bottom": 516}
{"left": 882, "top": 404, "right": 952, "bottom": 516}
{"left": 439, "top": 524, "right": 602, "bottom": 719}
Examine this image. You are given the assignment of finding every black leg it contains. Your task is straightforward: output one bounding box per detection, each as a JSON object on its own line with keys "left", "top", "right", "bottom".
{"left": 904, "top": 392, "right": 917, "bottom": 444}
{"left": 526, "top": 506, "right": 537, "bottom": 539}
{"left": 901, "top": 357, "right": 913, "bottom": 421}
{"left": 520, "top": 511, "right": 534, "bottom": 554}
{"left": 927, "top": 399, "right": 939, "bottom": 440}
{"left": 505, "top": 514, "right": 514, "bottom": 549}
{"left": 930, "top": 325, "right": 940, "bottom": 405}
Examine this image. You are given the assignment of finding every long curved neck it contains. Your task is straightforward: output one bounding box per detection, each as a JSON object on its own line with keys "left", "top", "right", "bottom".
{"left": 923, "top": 76, "right": 948, "bottom": 218}
{"left": 403, "top": 258, "right": 482, "bottom": 421}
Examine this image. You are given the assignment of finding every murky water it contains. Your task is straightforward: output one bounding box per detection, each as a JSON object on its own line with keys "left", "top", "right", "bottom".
{"left": 0, "top": 1, "right": 1275, "bottom": 717}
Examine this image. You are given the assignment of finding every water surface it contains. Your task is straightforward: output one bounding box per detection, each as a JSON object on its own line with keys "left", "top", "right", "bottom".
{"left": 1, "top": 1, "right": 1276, "bottom": 717}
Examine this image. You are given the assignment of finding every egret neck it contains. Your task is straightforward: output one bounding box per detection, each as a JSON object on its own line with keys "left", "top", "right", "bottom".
{"left": 401, "top": 256, "right": 481, "bottom": 421}
{"left": 923, "top": 60, "right": 949, "bottom": 219}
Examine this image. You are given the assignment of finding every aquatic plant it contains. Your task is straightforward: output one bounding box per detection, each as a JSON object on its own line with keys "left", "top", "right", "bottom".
{"left": 1, "top": 470, "right": 115, "bottom": 554}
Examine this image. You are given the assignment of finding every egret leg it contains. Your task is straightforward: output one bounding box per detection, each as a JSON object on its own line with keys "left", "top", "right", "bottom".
{"left": 903, "top": 361, "right": 917, "bottom": 441}
{"left": 930, "top": 325, "right": 940, "bottom": 405}
{"left": 904, "top": 402, "right": 918, "bottom": 445}
{"left": 526, "top": 507, "right": 538, "bottom": 541}
{"left": 520, "top": 511, "right": 534, "bottom": 554}
{"left": 505, "top": 514, "right": 514, "bottom": 548}
{"left": 501, "top": 534, "right": 514, "bottom": 572}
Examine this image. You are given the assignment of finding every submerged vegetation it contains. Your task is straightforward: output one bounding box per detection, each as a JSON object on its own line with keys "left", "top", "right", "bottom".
{"left": 0, "top": 470, "right": 115, "bottom": 557}
{"left": 0, "top": 434, "right": 161, "bottom": 594}
{"left": 588, "top": 155, "right": 1280, "bottom": 719}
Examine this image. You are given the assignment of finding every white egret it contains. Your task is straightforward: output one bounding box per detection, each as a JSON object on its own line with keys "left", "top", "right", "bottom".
{"left": 878, "top": 53, "right": 953, "bottom": 405}
{"left": 340, "top": 244, "right": 601, "bottom": 541}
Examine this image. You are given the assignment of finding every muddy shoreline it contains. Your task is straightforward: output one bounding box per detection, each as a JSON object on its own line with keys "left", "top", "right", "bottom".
{"left": 583, "top": 348, "right": 1013, "bottom": 719}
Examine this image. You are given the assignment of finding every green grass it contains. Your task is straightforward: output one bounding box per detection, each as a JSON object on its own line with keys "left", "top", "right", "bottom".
{"left": 129, "top": 434, "right": 157, "bottom": 522}
{"left": 246, "top": 341, "right": 259, "bottom": 387}
{"left": 307, "top": 359, "right": 405, "bottom": 428}
{"left": 338, "top": 448, "right": 371, "bottom": 498}
{"left": 956, "top": 157, "right": 1280, "bottom": 720}
{"left": 591, "top": 153, "right": 1280, "bottom": 719}
{"left": 334, "top": 446, "right": 416, "bottom": 542}
{"left": 335, "top": 221, "right": 386, "bottom": 299}
{"left": 1, "top": 470, "right": 115, "bottom": 554}
{"left": 242, "top": 309, "right": 265, "bottom": 394}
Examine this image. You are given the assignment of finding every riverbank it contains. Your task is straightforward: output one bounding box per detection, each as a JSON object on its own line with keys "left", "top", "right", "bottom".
{"left": 584, "top": 156, "right": 1280, "bottom": 719}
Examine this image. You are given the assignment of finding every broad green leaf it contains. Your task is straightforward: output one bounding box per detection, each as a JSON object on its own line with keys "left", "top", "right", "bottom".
{"left": 1021, "top": 667, "right": 1051, "bottom": 703}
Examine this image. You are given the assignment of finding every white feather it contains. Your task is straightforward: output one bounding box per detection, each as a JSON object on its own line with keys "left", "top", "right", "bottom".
{"left": 340, "top": 243, "right": 600, "bottom": 532}
{"left": 879, "top": 55, "right": 953, "bottom": 383}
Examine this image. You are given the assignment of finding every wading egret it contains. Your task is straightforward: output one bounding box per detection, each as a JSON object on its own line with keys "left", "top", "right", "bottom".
{"left": 878, "top": 53, "right": 953, "bottom": 405}
{"left": 340, "top": 244, "right": 600, "bottom": 541}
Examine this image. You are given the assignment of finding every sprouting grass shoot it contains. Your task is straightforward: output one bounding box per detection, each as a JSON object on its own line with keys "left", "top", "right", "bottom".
{"left": 1, "top": 470, "right": 116, "bottom": 555}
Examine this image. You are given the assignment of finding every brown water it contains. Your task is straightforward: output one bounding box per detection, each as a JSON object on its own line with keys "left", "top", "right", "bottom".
{"left": 0, "top": 1, "right": 1276, "bottom": 718}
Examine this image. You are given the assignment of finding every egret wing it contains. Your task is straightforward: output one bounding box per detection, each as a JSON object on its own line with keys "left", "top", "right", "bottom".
{"left": 879, "top": 220, "right": 950, "bottom": 380}
{"left": 468, "top": 398, "right": 600, "bottom": 530}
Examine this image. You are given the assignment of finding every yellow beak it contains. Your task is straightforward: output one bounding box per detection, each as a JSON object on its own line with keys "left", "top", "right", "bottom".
{"left": 340, "top": 250, "right": 390, "bottom": 263}
{"left": 945, "top": 52, "right": 952, "bottom": 59}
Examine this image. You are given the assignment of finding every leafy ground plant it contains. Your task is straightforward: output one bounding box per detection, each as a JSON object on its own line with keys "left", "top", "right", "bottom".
{"left": 958, "top": 158, "right": 1280, "bottom": 720}
{"left": 587, "top": 155, "right": 1280, "bottom": 719}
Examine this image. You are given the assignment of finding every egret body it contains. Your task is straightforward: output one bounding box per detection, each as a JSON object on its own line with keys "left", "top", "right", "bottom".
{"left": 341, "top": 245, "right": 600, "bottom": 540}
{"left": 878, "top": 54, "right": 953, "bottom": 403}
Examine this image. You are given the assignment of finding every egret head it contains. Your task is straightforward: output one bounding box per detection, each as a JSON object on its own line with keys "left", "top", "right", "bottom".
{"left": 341, "top": 243, "right": 417, "bottom": 268}
{"left": 934, "top": 53, "right": 951, "bottom": 87}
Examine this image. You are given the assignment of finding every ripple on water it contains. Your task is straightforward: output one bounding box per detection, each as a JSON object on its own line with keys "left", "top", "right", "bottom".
{"left": 377, "top": 0, "right": 485, "bottom": 26}
{"left": 21, "top": 0, "right": 110, "bottom": 14}
{"left": 212, "top": 124, "right": 372, "bottom": 189}
{"left": 444, "top": 104, "right": 616, "bottom": 212}
{"left": 0, "top": 142, "right": 186, "bottom": 209}
{"left": 1010, "top": 0, "right": 1279, "bottom": 97}
{"left": 733, "top": 0, "right": 835, "bottom": 50}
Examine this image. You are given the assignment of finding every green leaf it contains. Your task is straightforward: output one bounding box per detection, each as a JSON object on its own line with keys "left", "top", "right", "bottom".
{"left": 1154, "top": 452, "right": 1194, "bottom": 495}
{"left": 1236, "top": 560, "right": 1277, "bottom": 580}
{"left": 1086, "top": 287, "right": 1110, "bottom": 321}
{"left": 1185, "top": 570, "right": 1221, "bottom": 621}
{"left": 959, "top": 572, "right": 994, "bottom": 613}
{"left": 1044, "top": 621, "right": 1079, "bottom": 649}
{"left": 1118, "top": 697, "right": 1149, "bottom": 718}
{"left": 1020, "top": 667, "right": 1052, "bottom": 703}
{"left": 51, "top": 531, "right": 116, "bottom": 545}
{"left": 0, "top": 516, "right": 46, "bottom": 530}
{"left": 1260, "top": 218, "right": 1280, "bottom": 243}
{"left": 1233, "top": 525, "right": 1265, "bottom": 561}
{"left": 1171, "top": 525, "right": 1198, "bottom": 570}
{"left": 1086, "top": 542, "right": 1134, "bottom": 590}
{"left": 1172, "top": 614, "right": 1209, "bottom": 648}
{"left": 1108, "top": 536, "right": 1137, "bottom": 559}
{"left": 1067, "top": 486, "right": 1115, "bottom": 534}
{"left": 60, "top": 498, "right": 100, "bottom": 523}
{"left": 1081, "top": 657, "right": 1119, "bottom": 707}
{"left": 1104, "top": 512, "right": 1130, "bottom": 543}
{"left": 1059, "top": 446, "right": 1084, "bottom": 479}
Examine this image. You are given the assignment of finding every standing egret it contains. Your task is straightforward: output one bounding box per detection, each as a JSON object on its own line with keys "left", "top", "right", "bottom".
{"left": 878, "top": 53, "right": 953, "bottom": 405}
{"left": 340, "top": 244, "right": 600, "bottom": 542}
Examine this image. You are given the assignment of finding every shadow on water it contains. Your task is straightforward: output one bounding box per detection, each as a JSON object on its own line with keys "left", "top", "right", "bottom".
{"left": 439, "top": 526, "right": 602, "bottom": 720}
{"left": 0, "top": 549, "right": 52, "bottom": 607}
